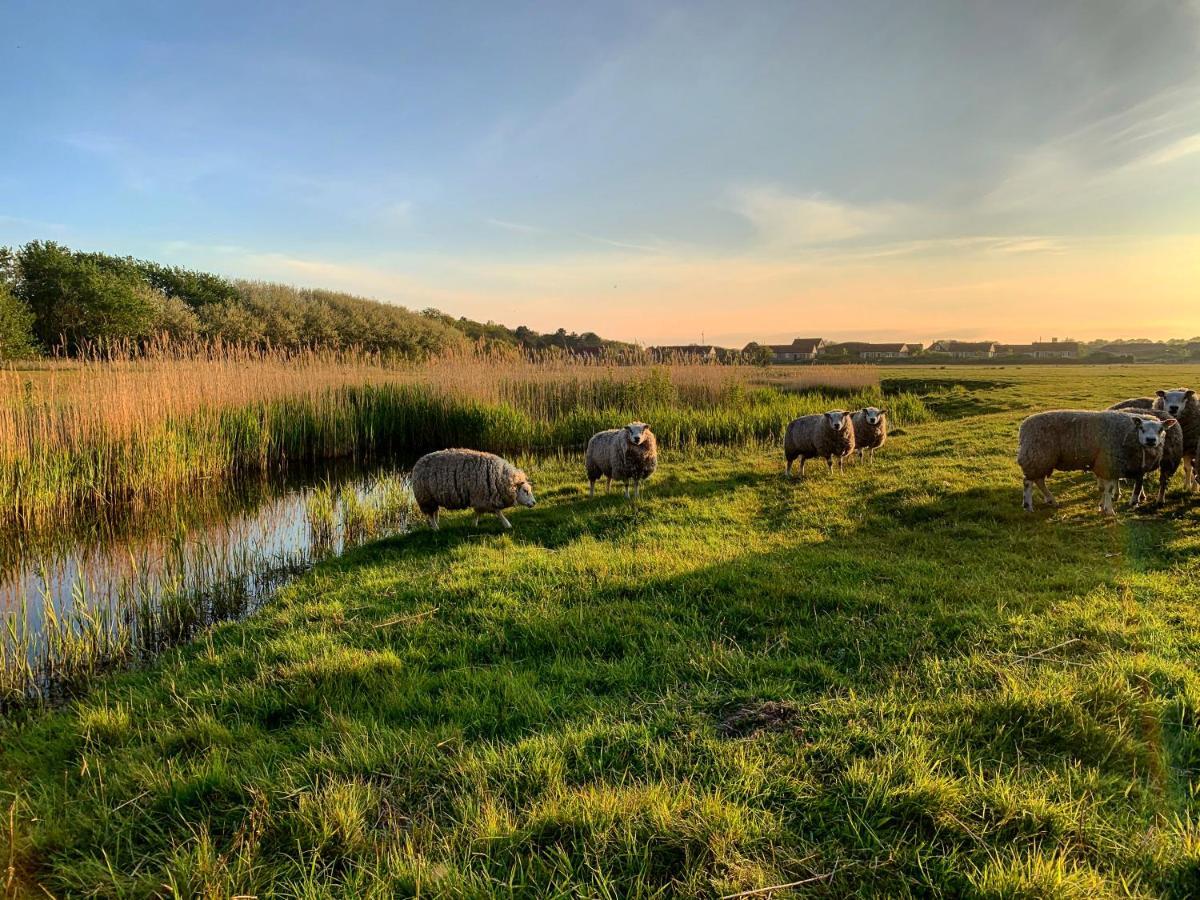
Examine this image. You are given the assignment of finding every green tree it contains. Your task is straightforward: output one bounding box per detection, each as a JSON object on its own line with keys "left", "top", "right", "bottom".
{"left": 0, "top": 282, "right": 37, "bottom": 359}
{"left": 16, "top": 241, "right": 158, "bottom": 350}
{"left": 742, "top": 343, "right": 773, "bottom": 366}
{"left": 198, "top": 300, "right": 266, "bottom": 345}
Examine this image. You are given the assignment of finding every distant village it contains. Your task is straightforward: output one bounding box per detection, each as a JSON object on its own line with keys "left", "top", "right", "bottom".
{"left": 647, "top": 337, "right": 1200, "bottom": 365}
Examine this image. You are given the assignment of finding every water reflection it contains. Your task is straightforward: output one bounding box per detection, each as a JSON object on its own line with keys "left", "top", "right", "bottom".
{"left": 0, "top": 461, "right": 415, "bottom": 705}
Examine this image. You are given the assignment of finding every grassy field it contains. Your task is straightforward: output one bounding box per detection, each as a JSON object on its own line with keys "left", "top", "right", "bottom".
{"left": 3, "top": 365, "right": 1200, "bottom": 896}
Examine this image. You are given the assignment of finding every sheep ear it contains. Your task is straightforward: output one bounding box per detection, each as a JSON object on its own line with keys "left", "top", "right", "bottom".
{"left": 1186, "top": 390, "right": 1195, "bottom": 399}
{"left": 1156, "top": 390, "right": 1166, "bottom": 398}
{"left": 1165, "top": 418, "right": 1178, "bottom": 428}
{"left": 880, "top": 408, "right": 888, "bottom": 416}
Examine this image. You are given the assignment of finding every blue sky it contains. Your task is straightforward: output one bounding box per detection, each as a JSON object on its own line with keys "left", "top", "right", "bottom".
{"left": 3, "top": 0, "right": 1199, "bottom": 343}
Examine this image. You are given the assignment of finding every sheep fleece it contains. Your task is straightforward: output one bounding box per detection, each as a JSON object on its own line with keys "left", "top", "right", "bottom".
{"left": 585, "top": 429, "right": 658, "bottom": 483}
{"left": 411, "top": 449, "right": 527, "bottom": 514}
{"left": 1017, "top": 411, "right": 1163, "bottom": 481}
{"left": 785, "top": 415, "right": 855, "bottom": 462}
{"left": 1152, "top": 391, "right": 1200, "bottom": 463}
{"left": 850, "top": 412, "right": 887, "bottom": 452}
{"left": 1108, "top": 402, "right": 1184, "bottom": 476}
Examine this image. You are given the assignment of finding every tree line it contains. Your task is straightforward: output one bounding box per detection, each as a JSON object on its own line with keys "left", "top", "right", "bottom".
{"left": 0, "top": 241, "right": 629, "bottom": 360}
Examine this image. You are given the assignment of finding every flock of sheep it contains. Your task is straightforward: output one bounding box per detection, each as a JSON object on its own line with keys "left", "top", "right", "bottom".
{"left": 1019, "top": 387, "right": 1200, "bottom": 516}
{"left": 408, "top": 407, "right": 889, "bottom": 530}
{"left": 404, "top": 387, "right": 1200, "bottom": 530}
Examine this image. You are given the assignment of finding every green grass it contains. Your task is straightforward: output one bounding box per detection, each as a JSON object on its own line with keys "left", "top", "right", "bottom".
{"left": 4, "top": 366, "right": 1200, "bottom": 896}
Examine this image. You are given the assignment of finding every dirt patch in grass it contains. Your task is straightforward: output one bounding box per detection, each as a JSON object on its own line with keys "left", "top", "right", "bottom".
{"left": 717, "top": 700, "right": 805, "bottom": 738}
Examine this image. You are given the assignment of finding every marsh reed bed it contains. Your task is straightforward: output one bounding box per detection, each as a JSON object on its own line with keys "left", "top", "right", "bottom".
{"left": 0, "top": 343, "right": 921, "bottom": 529}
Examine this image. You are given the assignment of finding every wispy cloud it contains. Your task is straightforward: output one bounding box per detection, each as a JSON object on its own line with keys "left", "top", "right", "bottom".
{"left": 379, "top": 201, "right": 415, "bottom": 226}
{"left": 62, "top": 132, "right": 238, "bottom": 192}
{"left": 486, "top": 217, "right": 544, "bottom": 234}
{"left": 1135, "top": 132, "right": 1200, "bottom": 168}
{"left": 730, "top": 185, "right": 909, "bottom": 247}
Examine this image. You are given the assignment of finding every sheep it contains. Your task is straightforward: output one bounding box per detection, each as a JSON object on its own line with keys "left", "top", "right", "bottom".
{"left": 1107, "top": 400, "right": 1185, "bottom": 504}
{"left": 585, "top": 422, "right": 658, "bottom": 500}
{"left": 784, "top": 410, "right": 856, "bottom": 478}
{"left": 1151, "top": 388, "right": 1200, "bottom": 490}
{"left": 1017, "top": 410, "right": 1176, "bottom": 515}
{"left": 850, "top": 407, "right": 888, "bottom": 462}
{"left": 410, "top": 448, "right": 535, "bottom": 530}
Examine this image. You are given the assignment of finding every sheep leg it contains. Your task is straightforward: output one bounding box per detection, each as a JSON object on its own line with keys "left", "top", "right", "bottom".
{"left": 496, "top": 510, "right": 512, "bottom": 530}
{"left": 1129, "top": 476, "right": 1144, "bottom": 509}
{"left": 1185, "top": 456, "right": 1197, "bottom": 492}
{"left": 588, "top": 480, "right": 596, "bottom": 498}
{"left": 825, "top": 456, "right": 834, "bottom": 474}
{"left": 797, "top": 457, "right": 806, "bottom": 479}
{"left": 786, "top": 456, "right": 794, "bottom": 479}
{"left": 1100, "top": 480, "right": 1117, "bottom": 516}
{"left": 472, "top": 511, "right": 481, "bottom": 526}
{"left": 633, "top": 480, "right": 642, "bottom": 501}
{"left": 1023, "top": 479, "right": 1034, "bottom": 512}
{"left": 427, "top": 509, "right": 440, "bottom": 530}
{"left": 837, "top": 454, "right": 844, "bottom": 473}
{"left": 623, "top": 481, "right": 630, "bottom": 498}
{"left": 605, "top": 476, "right": 612, "bottom": 494}
{"left": 1036, "top": 478, "right": 1055, "bottom": 506}
{"left": 1157, "top": 469, "right": 1169, "bottom": 505}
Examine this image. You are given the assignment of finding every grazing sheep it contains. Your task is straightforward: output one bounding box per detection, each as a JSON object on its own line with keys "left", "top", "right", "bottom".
{"left": 1152, "top": 388, "right": 1200, "bottom": 490}
{"left": 784, "top": 410, "right": 856, "bottom": 478}
{"left": 851, "top": 407, "right": 888, "bottom": 462}
{"left": 585, "top": 422, "right": 658, "bottom": 500}
{"left": 1017, "top": 410, "right": 1176, "bottom": 515}
{"left": 1107, "top": 401, "right": 1185, "bottom": 504}
{"left": 411, "top": 449, "right": 535, "bottom": 530}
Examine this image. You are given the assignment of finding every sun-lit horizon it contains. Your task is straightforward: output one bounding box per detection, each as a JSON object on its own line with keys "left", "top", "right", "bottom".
{"left": 3, "top": 0, "right": 1199, "bottom": 344}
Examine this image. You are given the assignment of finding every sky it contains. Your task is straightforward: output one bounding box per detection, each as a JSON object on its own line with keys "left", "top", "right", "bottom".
{"left": 2, "top": 0, "right": 1199, "bottom": 345}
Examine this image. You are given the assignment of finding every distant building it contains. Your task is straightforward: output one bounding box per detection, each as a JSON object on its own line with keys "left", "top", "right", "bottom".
{"left": 822, "top": 342, "right": 922, "bottom": 359}
{"left": 996, "top": 344, "right": 1037, "bottom": 356}
{"left": 1030, "top": 339, "right": 1079, "bottom": 359}
{"left": 749, "top": 337, "right": 827, "bottom": 363}
{"left": 930, "top": 340, "right": 998, "bottom": 359}
{"left": 650, "top": 344, "right": 721, "bottom": 361}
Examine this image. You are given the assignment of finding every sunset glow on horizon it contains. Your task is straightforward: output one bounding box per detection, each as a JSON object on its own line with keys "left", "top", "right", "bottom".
{"left": 3, "top": 1, "right": 1199, "bottom": 344}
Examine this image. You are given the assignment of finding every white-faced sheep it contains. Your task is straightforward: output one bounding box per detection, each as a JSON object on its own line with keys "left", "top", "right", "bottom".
{"left": 1152, "top": 388, "right": 1200, "bottom": 490}
{"left": 1107, "top": 401, "right": 1185, "bottom": 505}
{"left": 1017, "top": 410, "right": 1176, "bottom": 515}
{"left": 585, "top": 422, "right": 658, "bottom": 500}
{"left": 411, "top": 449, "right": 535, "bottom": 530}
{"left": 851, "top": 407, "right": 888, "bottom": 462}
{"left": 784, "top": 410, "right": 856, "bottom": 478}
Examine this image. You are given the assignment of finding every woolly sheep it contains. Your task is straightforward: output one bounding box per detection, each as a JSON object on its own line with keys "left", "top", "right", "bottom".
{"left": 850, "top": 407, "right": 888, "bottom": 462}
{"left": 1152, "top": 388, "right": 1200, "bottom": 490}
{"left": 411, "top": 449, "right": 535, "bottom": 530}
{"left": 585, "top": 422, "right": 658, "bottom": 500}
{"left": 1107, "top": 400, "right": 1185, "bottom": 505}
{"left": 784, "top": 410, "right": 856, "bottom": 479}
{"left": 1017, "top": 410, "right": 1175, "bottom": 515}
